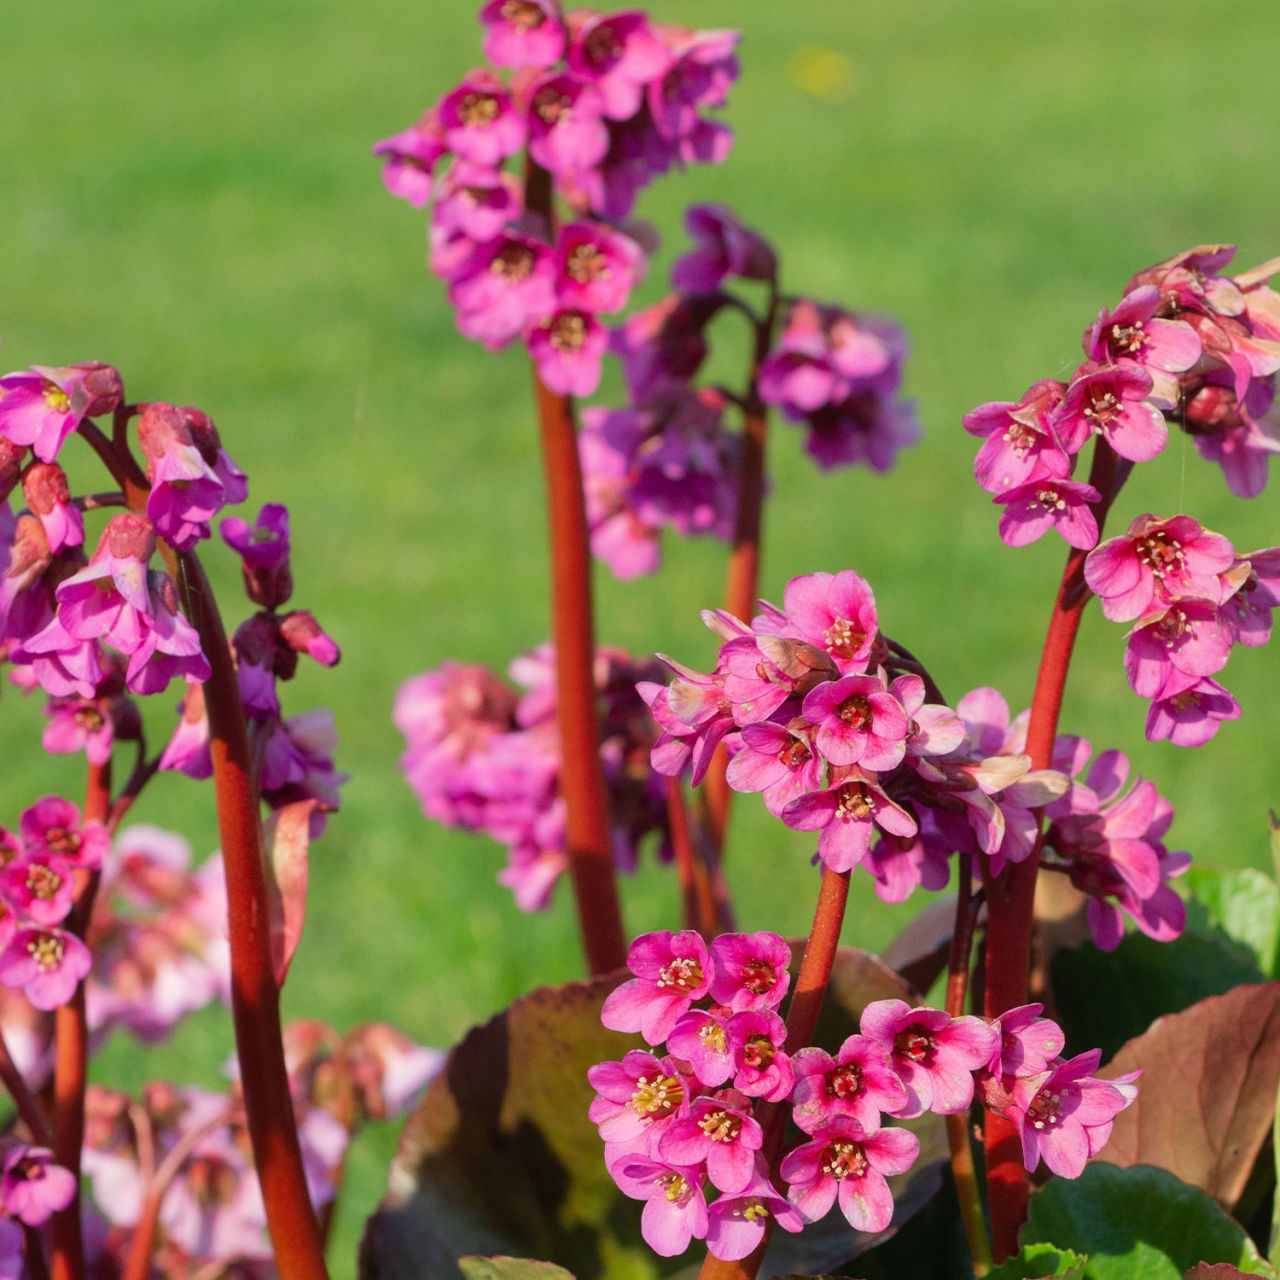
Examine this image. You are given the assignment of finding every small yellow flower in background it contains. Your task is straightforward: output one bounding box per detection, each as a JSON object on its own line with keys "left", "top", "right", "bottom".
{"left": 787, "top": 45, "right": 856, "bottom": 104}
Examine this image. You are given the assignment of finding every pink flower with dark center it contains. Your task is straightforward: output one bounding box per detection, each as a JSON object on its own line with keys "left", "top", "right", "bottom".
{"left": 963, "top": 379, "right": 1070, "bottom": 494}
{"left": 1084, "top": 513, "right": 1235, "bottom": 622}
{"left": 21, "top": 463, "right": 83, "bottom": 552}
{"left": 1, "top": 854, "right": 75, "bottom": 927}
{"left": 780, "top": 1117, "right": 919, "bottom": 1234}
{"left": 0, "top": 364, "right": 113, "bottom": 463}
{"left": 659, "top": 1090, "right": 762, "bottom": 1194}
{"left": 448, "top": 230, "right": 556, "bottom": 350}
{"left": 672, "top": 204, "right": 776, "bottom": 294}
{"left": 801, "top": 673, "right": 910, "bottom": 771}
{"left": 705, "top": 1167, "right": 803, "bottom": 1260}
{"left": 611, "top": 1157, "right": 708, "bottom": 1256}
{"left": 526, "top": 308, "right": 609, "bottom": 395}
{"left": 709, "top": 932, "right": 791, "bottom": 1012}
{"left": 588, "top": 1050, "right": 691, "bottom": 1151}
{"left": 778, "top": 570, "right": 879, "bottom": 673}
{"left": 1083, "top": 284, "right": 1202, "bottom": 405}
{"left": 601, "top": 930, "right": 712, "bottom": 1044}
{"left": 20, "top": 796, "right": 108, "bottom": 869}
{"left": 1008, "top": 1050, "right": 1137, "bottom": 1178}
{"left": 479, "top": 0, "right": 565, "bottom": 70}
{"left": 860, "top": 999, "right": 998, "bottom": 1118}
{"left": 667, "top": 1007, "right": 734, "bottom": 1087}
{"left": 1145, "top": 676, "right": 1241, "bottom": 748}
{"left": 986, "top": 1004, "right": 1065, "bottom": 1078}
{"left": 1123, "top": 600, "right": 1233, "bottom": 698}
{"left": 372, "top": 113, "right": 445, "bottom": 207}
{"left": 42, "top": 695, "right": 117, "bottom": 766}
{"left": 221, "top": 502, "right": 292, "bottom": 609}
{"left": 790, "top": 1035, "right": 909, "bottom": 1135}
{"left": 438, "top": 71, "right": 526, "bottom": 165}
{"left": 724, "top": 721, "right": 823, "bottom": 816}
{"left": 433, "top": 162, "right": 523, "bottom": 243}
{"left": 726, "top": 1009, "right": 792, "bottom": 1101}
{"left": 525, "top": 73, "right": 609, "bottom": 176}
{"left": 0, "top": 926, "right": 91, "bottom": 1009}
{"left": 996, "top": 477, "right": 1101, "bottom": 550}
{"left": 1050, "top": 363, "right": 1167, "bottom": 461}
{"left": 0, "top": 1144, "right": 77, "bottom": 1226}
{"left": 782, "top": 774, "right": 918, "bottom": 874}
{"left": 568, "top": 10, "right": 671, "bottom": 120}
{"left": 554, "top": 221, "right": 644, "bottom": 315}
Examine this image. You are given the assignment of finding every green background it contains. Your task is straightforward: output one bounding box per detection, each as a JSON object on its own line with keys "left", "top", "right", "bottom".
{"left": 2, "top": 0, "right": 1277, "bottom": 1271}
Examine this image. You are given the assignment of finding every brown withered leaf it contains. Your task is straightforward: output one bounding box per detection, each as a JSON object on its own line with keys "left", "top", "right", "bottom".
{"left": 1097, "top": 981, "right": 1280, "bottom": 1211}
{"left": 1183, "top": 1264, "right": 1255, "bottom": 1279}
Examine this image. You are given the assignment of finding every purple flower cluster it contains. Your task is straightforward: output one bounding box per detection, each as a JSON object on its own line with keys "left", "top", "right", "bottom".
{"left": 395, "top": 644, "right": 671, "bottom": 909}
{"left": 374, "top": 4, "right": 739, "bottom": 394}
{"left": 590, "top": 930, "right": 1134, "bottom": 1260}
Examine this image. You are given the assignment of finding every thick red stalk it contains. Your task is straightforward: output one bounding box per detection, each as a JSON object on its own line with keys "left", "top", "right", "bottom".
{"left": 523, "top": 160, "right": 627, "bottom": 976}
{"left": 175, "top": 552, "right": 330, "bottom": 1280}
{"left": 983, "top": 442, "right": 1120, "bottom": 1258}
{"left": 696, "top": 866, "right": 851, "bottom": 1280}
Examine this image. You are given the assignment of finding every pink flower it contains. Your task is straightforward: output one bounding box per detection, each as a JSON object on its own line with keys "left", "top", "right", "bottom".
{"left": 525, "top": 73, "right": 609, "bottom": 176}
{"left": 726, "top": 1010, "right": 792, "bottom": 1101}
{"left": 588, "top": 1051, "right": 691, "bottom": 1151}
{"left": 758, "top": 301, "right": 841, "bottom": 417}
{"left": 860, "top": 999, "right": 998, "bottom": 1118}
{"left": 789, "top": 1036, "right": 909, "bottom": 1135}
{"left": 0, "top": 1144, "right": 77, "bottom": 1226}
{"left": 526, "top": 309, "right": 609, "bottom": 395}
{"left": 42, "top": 694, "right": 116, "bottom": 766}
{"left": 0, "top": 364, "right": 118, "bottom": 463}
{"left": 1222, "top": 546, "right": 1280, "bottom": 645}
{"left": 672, "top": 204, "right": 776, "bottom": 294}
{"left": 801, "top": 674, "right": 910, "bottom": 771}
{"left": 1123, "top": 600, "right": 1234, "bottom": 698}
{"left": 554, "top": 221, "right": 644, "bottom": 315}
{"left": 438, "top": 71, "right": 526, "bottom": 166}
{"left": 1050, "top": 363, "right": 1167, "bottom": 461}
{"left": 602, "top": 930, "right": 712, "bottom": 1045}
{"left": 568, "top": 10, "right": 671, "bottom": 120}
{"left": 448, "top": 230, "right": 556, "bottom": 350}
{"left": 1182, "top": 373, "right": 1280, "bottom": 499}
{"left": 20, "top": 796, "right": 109, "bottom": 869}
{"left": 659, "top": 1091, "right": 763, "bottom": 1194}
{"left": 1145, "top": 676, "right": 1241, "bottom": 747}
{"left": 0, "top": 926, "right": 91, "bottom": 1009}
{"left": 780, "top": 1118, "right": 919, "bottom": 1234}
{"left": 21, "top": 463, "right": 83, "bottom": 552}
{"left": 479, "top": 0, "right": 565, "bottom": 70}
{"left": 986, "top": 1004, "right": 1065, "bottom": 1078}
{"left": 1083, "top": 285, "right": 1202, "bottom": 404}
{"left": 279, "top": 610, "right": 340, "bottom": 668}
{"left": 996, "top": 478, "right": 1101, "bottom": 550}
{"left": 1009, "top": 1050, "right": 1137, "bottom": 1178}
{"left": 667, "top": 1008, "right": 734, "bottom": 1087}
{"left": 123, "top": 572, "right": 210, "bottom": 696}
{"left": 54, "top": 513, "right": 155, "bottom": 653}
{"left": 221, "top": 503, "right": 292, "bottom": 609}
{"left": 433, "top": 162, "right": 524, "bottom": 242}
{"left": 647, "top": 28, "right": 739, "bottom": 148}
{"left": 372, "top": 113, "right": 445, "bottom": 207}
{"left": 777, "top": 570, "right": 879, "bottom": 673}
{"left": 705, "top": 1168, "right": 803, "bottom": 1261}
{"left": 1, "top": 854, "right": 75, "bottom": 927}
{"left": 1084, "top": 513, "right": 1235, "bottom": 622}
{"left": 709, "top": 933, "right": 791, "bottom": 1012}
{"left": 611, "top": 1157, "right": 708, "bottom": 1256}
{"left": 782, "top": 774, "right": 917, "bottom": 874}
{"left": 963, "top": 379, "right": 1070, "bottom": 494}
{"left": 724, "top": 722, "right": 823, "bottom": 816}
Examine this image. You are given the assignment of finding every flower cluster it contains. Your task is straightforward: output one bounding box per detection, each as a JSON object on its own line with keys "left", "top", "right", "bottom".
{"left": 396, "top": 644, "right": 671, "bottom": 909}
{"left": 374, "top": 4, "right": 741, "bottom": 393}
{"left": 590, "top": 930, "right": 1134, "bottom": 1260}
{"left": 965, "top": 247, "right": 1280, "bottom": 556}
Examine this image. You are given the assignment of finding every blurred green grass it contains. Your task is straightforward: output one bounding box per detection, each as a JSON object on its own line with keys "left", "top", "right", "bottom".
{"left": 1, "top": 0, "right": 1278, "bottom": 1271}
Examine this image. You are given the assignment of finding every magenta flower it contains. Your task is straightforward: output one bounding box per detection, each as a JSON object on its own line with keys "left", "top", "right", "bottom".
{"left": 438, "top": 71, "right": 526, "bottom": 165}
{"left": 783, "top": 775, "right": 918, "bottom": 874}
{"left": 448, "top": 230, "right": 556, "bottom": 350}
{"left": 0, "top": 1144, "right": 77, "bottom": 1226}
{"left": 1222, "top": 546, "right": 1280, "bottom": 645}
{"left": 20, "top": 796, "right": 108, "bottom": 869}
{"left": 123, "top": 572, "right": 211, "bottom": 696}
{"left": 724, "top": 721, "right": 823, "bottom": 816}
{"left": 758, "top": 301, "right": 841, "bottom": 417}
{"left": 778, "top": 570, "right": 879, "bottom": 673}
{"left": 647, "top": 28, "right": 740, "bottom": 145}
{"left": 0, "top": 926, "right": 91, "bottom": 1009}
{"left": 602, "top": 930, "right": 712, "bottom": 1045}
{"left": 554, "top": 221, "right": 644, "bottom": 315}
{"left": 996, "top": 478, "right": 1101, "bottom": 550}
{"left": 279, "top": 610, "right": 340, "bottom": 668}
{"left": 12, "top": 621, "right": 103, "bottom": 700}
{"left": 726, "top": 1009, "right": 792, "bottom": 1101}
{"left": 54, "top": 512, "right": 155, "bottom": 653}
{"left": 860, "top": 999, "right": 998, "bottom": 1118}
{"left": 780, "top": 1118, "right": 919, "bottom": 1234}
{"left": 21, "top": 463, "right": 83, "bottom": 552}
{"left": 672, "top": 204, "right": 776, "bottom": 294}
{"left": 1145, "top": 676, "right": 1241, "bottom": 747}
{"left": 42, "top": 695, "right": 116, "bottom": 767}
{"left": 705, "top": 1168, "right": 803, "bottom": 1261}
{"left": 568, "top": 10, "right": 671, "bottom": 120}
{"left": 1181, "top": 373, "right": 1280, "bottom": 499}
{"left": 1123, "top": 600, "right": 1233, "bottom": 698}
{"left": 479, "top": 0, "right": 565, "bottom": 70}
{"left": 658, "top": 1091, "right": 762, "bottom": 1194}
{"left": 0, "top": 365, "right": 106, "bottom": 462}
{"left": 986, "top": 1004, "right": 1065, "bottom": 1077}
{"left": 1050, "top": 363, "right": 1167, "bottom": 462}
{"left": 526, "top": 309, "right": 609, "bottom": 395}
{"left": 790, "top": 1035, "right": 909, "bottom": 1135}
{"left": 612, "top": 1156, "right": 708, "bottom": 1256}
{"left": 1, "top": 854, "right": 75, "bottom": 927}
{"left": 709, "top": 932, "right": 791, "bottom": 1012}
{"left": 802, "top": 674, "right": 910, "bottom": 770}
{"left": 1084, "top": 284, "right": 1202, "bottom": 404}
{"left": 667, "top": 1007, "right": 734, "bottom": 1087}
{"left": 159, "top": 683, "right": 213, "bottom": 779}
{"left": 1009, "top": 1050, "right": 1137, "bottom": 1178}
{"left": 221, "top": 502, "right": 292, "bottom": 608}
{"left": 1085, "top": 513, "right": 1236, "bottom": 622}
{"left": 866, "top": 831, "right": 952, "bottom": 905}
{"left": 588, "top": 1050, "right": 690, "bottom": 1151}
{"left": 372, "top": 113, "right": 445, "bottom": 207}
{"left": 433, "top": 162, "right": 524, "bottom": 242}
{"left": 525, "top": 73, "right": 610, "bottom": 176}
{"left": 963, "top": 378, "right": 1070, "bottom": 494}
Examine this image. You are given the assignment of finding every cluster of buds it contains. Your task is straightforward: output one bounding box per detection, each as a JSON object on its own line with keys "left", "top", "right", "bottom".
{"left": 395, "top": 644, "right": 671, "bottom": 909}
{"left": 590, "top": 930, "right": 1134, "bottom": 1260}
{"left": 374, "top": 3, "right": 740, "bottom": 393}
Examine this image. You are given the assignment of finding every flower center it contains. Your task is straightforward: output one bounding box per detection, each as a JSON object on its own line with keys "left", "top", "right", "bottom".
{"left": 826, "top": 1062, "right": 864, "bottom": 1099}
{"left": 26, "top": 863, "right": 63, "bottom": 901}
{"left": 1002, "top": 420, "right": 1038, "bottom": 458}
{"left": 566, "top": 242, "right": 610, "bottom": 284}
{"left": 583, "top": 25, "right": 623, "bottom": 67}
{"left": 1136, "top": 532, "right": 1184, "bottom": 578}
{"left": 739, "top": 958, "right": 777, "bottom": 995}
{"left": 822, "top": 1140, "right": 868, "bottom": 1180}
{"left": 548, "top": 312, "right": 588, "bottom": 351}
{"left": 27, "top": 934, "right": 65, "bottom": 970}
{"left": 490, "top": 244, "right": 535, "bottom": 281}
{"left": 835, "top": 783, "right": 873, "bottom": 822}
{"left": 698, "top": 1108, "right": 742, "bottom": 1143}
{"left": 74, "top": 706, "right": 105, "bottom": 731}
{"left": 499, "top": 0, "right": 546, "bottom": 29}
{"left": 630, "top": 1073, "right": 683, "bottom": 1118}
{"left": 736, "top": 1198, "right": 771, "bottom": 1223}
{"left": 1083, "top": 387, "right": 1122, "bottom": 429}
{"left": 1029, "top": 486, "right": 1067, "bottom": 512}
{"left": 41, "top": 381, "right": 71, "bottom": 414}
{"left": 822, "top": 616, "right": 864, "bottom": 659}
{"left": 778, "top": 738, "right": 811, "bottom": 768}
{"left": 44, "top": 825, "right": 81, "bottom": 857}
{"left": 1169, "top": 689, "right": 1202, "bottom": 714}
{"left": 532, "top": 85, "right": 572, "bottom": 127}
{"left": 1109, "top": 319, "right": 1147, "bottom": 356}
{"left": 1155, "top": 607, "right": 1188, "bottom": 646}
{"left": 698, "top": 1021, "right": 727, "bottom": 1053}
{"left": 742, "top": 1035, "right": 775, "bottom": 1070}
{"left": 837, "top": 693, "right": 872, "bottom": 728}
{"left": 458, "top": 92, "right": 501, "bottom": 128}
{"left": 893, "top": 1025, "right": 935, "bottom": 1064}
{"left": 1027, "top": 1086, "right": 1065, "bottom": 1130}
{"left": 657, "top": 956, "right": 704, "bottom": 992}
{"left": 659, "top": 1171, "right": 692, "bottom": 1204}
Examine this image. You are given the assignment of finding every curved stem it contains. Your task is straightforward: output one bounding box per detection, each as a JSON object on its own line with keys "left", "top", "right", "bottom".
{"left": 175, "top": 552, "right": 329, "bottom": 1280}
{"left": 983, "top": 441, "right": 1121, "bottom": 1258}
{"left": 0, "top": 1029, "right": 52, "bottom": 1145}
{"left": 523, "top": 159, "right": 627, "bottom": 977}
{"left": 696, "top": 866, "right": 851, "bottom": 1280}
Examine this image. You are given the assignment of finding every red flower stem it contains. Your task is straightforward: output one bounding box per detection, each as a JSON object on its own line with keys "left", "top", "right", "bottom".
{"left": 666, "top": 776, "right": 717, "bottom": 934}
{"left": 983, "top": 441, "right": 1121, "bottom": 1259}
{"left": 696, "top": 865, "right": 851, "bottom": 1280}
{"left": 523, "top": 159, "right": 627, "bottom": 976}
{"left": 48, "top": 759, "right": 110, "bottom": 1280}
{"left": 174, "top": 551, "right": 330, "bottom": 1280}
{"left": 702, "top": 293, "right": 780, "bottom": 853}
{"left": 945, "top": 857, "right": 992, "bottom": 1276}
{"left": 0, "top": 1029, "right": 52, "bottom": 1145}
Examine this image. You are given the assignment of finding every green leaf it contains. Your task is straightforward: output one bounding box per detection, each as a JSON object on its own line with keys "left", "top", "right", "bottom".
{"left": 1023, "top": 1163, "right": 1275, "bottom": 1279}
{"left": 459, "top": 1260, "right": 576, "bottom": 1280}
{"left": 1051, "top": 933, "right": 1262, "bottom": 1060}
{"left": 1185, "top": 868, "right": 1280, "bottom": 978}
{"left": 987, "top": 1242, "right": 1088, "bottom": 1279}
